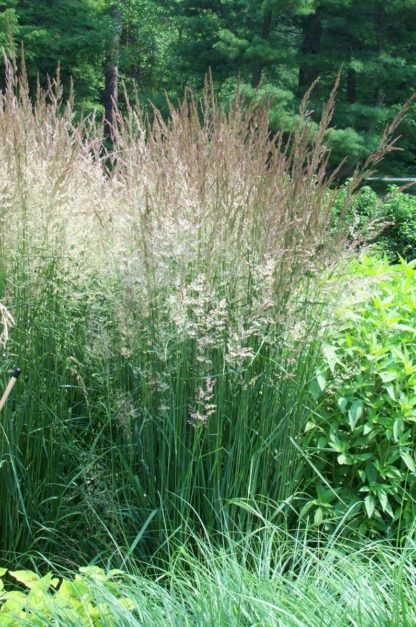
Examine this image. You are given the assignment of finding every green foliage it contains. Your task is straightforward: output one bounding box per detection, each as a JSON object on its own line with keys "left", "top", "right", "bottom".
{"left": 2, "top": 524, "right": 416, "bottom": 625}
{"left": 332, "top": 185, "right": 416, "bottom": 260}
{"left": 376, "top": 187, "right": 416, "bottom": 261}
{"left": 331, "top": 184, "right": 380, "bottom": 244}
{"left": 0, "top": 566, "right": 134, "bottom": 625}
{"left": 0, "top": 0, "right": 108, "bottom": 103}
{"left": 304, "top": 258, "right": 416, "bottom": 536}
{"left": 2, "top": 0, "right": 416, "bottom": 172}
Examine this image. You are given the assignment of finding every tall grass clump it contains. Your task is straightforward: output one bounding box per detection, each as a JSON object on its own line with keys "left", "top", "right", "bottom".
{"left": 0, "top": 61, "right": 403, "bottom": 565}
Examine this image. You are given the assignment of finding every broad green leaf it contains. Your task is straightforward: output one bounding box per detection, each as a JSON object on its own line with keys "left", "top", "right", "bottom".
{"left": 364, "top": 495, "right": 375, "bottom": 518}
{"left": 363, "top": 423, "right": 373, "bottom": 435}
{"left": 337, "top": 397, "right": 348, "bottom": 414}
{"left": 378, "top": 491, "right": 388, "bottom": 512}
{"left": 337, "top": 453, "right": 352, "bottom": 465}
{"left": 365, "top": 462, "right": 377, "bottom": 484}
{"left": 400, "top": 451, "right": 416, "bottom": 472}
{"left": 329, "top": 434, "right": 348, "bottom": 453}
{"left": 9, "top": 571, "right": 40, "bottom": 589}
{"left": 323, "top": 344, "right": 338, "bottom": 374}
{"left": 0, "top": 569, "right": 7, "bottom": 578}
{"left": 300, "top": 501, "right": 315, "bottom": 518}
{"left": 348, "top": 400, "right": 363, "bottom": 431}
{"left": 379, "top": 371, "right": 397, "bottom": 383}
{"left": 393, "top": 419, "right": 403, "bottom": 442}
{"left": 354, "top": 452, "right": 373, "bottom": 462}
{"left": 310, "top": 372, "right": 327, "bottom": 400}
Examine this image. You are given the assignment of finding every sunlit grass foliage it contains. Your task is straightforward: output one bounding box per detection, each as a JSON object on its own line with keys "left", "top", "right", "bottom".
{"left": 1, "top": 521, "right": 416, "bottom": 626}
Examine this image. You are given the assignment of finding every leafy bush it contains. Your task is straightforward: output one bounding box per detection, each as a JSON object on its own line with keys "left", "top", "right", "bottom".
{"left": 376, "top": 187, "right": 416, "bottom": 261}
{"left": 331, "top": 184, "right": 379, "bottom": 244}
{"left": 303, "top": 258, "right": 416, "bottom": 536}
{"left": 332, "top": 185, "right": 416, "bottom": 260}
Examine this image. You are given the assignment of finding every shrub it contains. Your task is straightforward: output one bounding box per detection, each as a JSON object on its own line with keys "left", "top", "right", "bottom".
{"left": 376, "top": 187, "right": 416, "bottom": 261}
{"left": 303, "top": 258, "right": 416, "bottom": 536}
{"left": 331, "top": 184, "right": 379, "bottom": 244}
{"left": 332, "top": 184, "right": 416, "bottom": 260}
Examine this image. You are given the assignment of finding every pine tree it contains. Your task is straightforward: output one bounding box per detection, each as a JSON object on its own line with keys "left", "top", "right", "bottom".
{"left": 297, "top": 0, "right": 416, "bottom": 172}
{"left": 0, "top": 0, "right": 108, "bottom": 106}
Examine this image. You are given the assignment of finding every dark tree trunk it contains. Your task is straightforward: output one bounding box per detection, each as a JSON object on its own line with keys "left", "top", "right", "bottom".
{"left": 298, "top": 9, "right": 322, "bottom": 91}
{"left": 103, "top": 63, "right": 119, "bottom": 141}
{"left": 103, "top": 2, "right": 122, "bottom": 144}
{"left": 251, "top": 10, "right": 273, "bottom": 88}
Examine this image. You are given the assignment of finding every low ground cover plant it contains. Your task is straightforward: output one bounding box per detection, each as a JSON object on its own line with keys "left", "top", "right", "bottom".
{"left": 304, "top": 257, "right": 416, "bottom": 535}
{"left": 0, "top": 566, "right": 134, "bottom": 626}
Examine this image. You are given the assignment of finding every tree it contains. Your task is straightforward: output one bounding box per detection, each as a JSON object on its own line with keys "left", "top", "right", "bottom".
{"left": 1, "top": 0, "right": 416, "bottom": 173}
{"left": 297, "top": 0, "right": 416, "bottom": 172}
{"left": 103, "top": 1, "right": 122, "bottom": 142}
{"left": 0, "top": 0, "right": 108, "bottom": 106}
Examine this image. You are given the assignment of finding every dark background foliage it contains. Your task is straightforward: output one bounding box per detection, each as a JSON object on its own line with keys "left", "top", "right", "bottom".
{"left": 0, "top": 0, "right": 415, "bottom": 173}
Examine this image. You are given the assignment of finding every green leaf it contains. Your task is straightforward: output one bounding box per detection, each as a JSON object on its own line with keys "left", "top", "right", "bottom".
{"left": 337, "top": 397, "right": 348, "bottom": 414}
{"left": 386, "top": 384, "right": 396, "bottom": 400}
{"left": 379, "top": 371, "right": 398, "bottom": 383}
{"left": 393, "top": 419, "right": 403, "bottom": 442}
{"left": 309, "top": 371, "right": 327, "bottom": 401}
{"left": 364, "top": 494, "right": 376, "bottom": 518}
{"left": 323, "top": 344, "right": 338, "bottom": 375}
{"left": 0, "top": 569, "right": 7, "bottom": 577}
{"left": 314, "top": 507, "right": 324, "bottom": 526}
{"left": 378, "top": 491, "right": 388, "bottom": 512}
{"left": 9, "top": 570, "right": 40, "bottom": 589}
{"left": 365, "top": 462, "right": 377, "bottom": 484}
{"left": 400, "top": 451, "right": 416, "bottom": 472}
{"left": 337, "top": 453, "right": 353, "bottom": 465}
{"left": 348, "top": 400, "right": 363, "bottom": 431}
